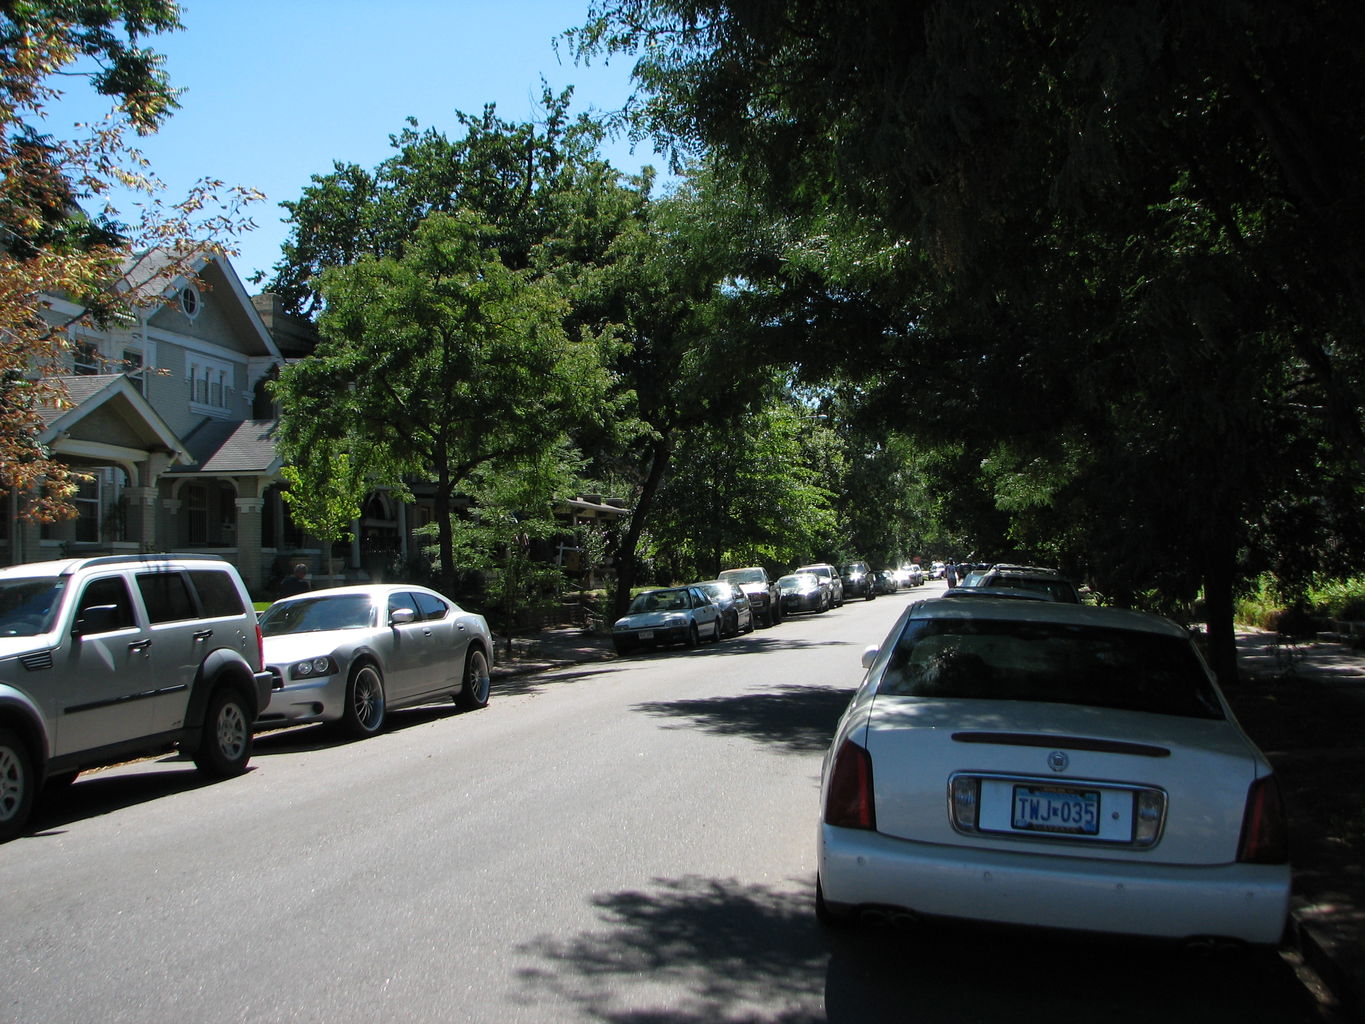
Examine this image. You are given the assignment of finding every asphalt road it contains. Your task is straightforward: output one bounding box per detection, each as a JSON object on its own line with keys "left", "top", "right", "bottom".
{"left": 0, "top": 585, "right": 1334, "bottom": 1022}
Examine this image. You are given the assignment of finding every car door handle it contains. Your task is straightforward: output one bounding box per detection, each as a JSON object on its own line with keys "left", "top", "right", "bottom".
{"left": 128, "top": 639, "right": 152, "bottom": 653}
{"left": 193, "top": 629, "right": 213, "bottom": 642}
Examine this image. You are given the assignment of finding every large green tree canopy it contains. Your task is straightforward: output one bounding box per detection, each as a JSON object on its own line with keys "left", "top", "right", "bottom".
{"left": 572, "top": 0, "right": 1365, "bottom": 680}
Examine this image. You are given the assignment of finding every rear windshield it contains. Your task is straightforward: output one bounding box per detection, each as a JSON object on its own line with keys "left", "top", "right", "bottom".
{"left": 878, "top": 617, "right": 1224, "bottom": 719}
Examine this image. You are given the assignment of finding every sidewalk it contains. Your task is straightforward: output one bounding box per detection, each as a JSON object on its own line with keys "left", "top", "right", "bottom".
{"left": 1230, "top": 630, "right": 1365, "bottom": 1019}
{"left": 489, "top": 624, "right": 614, "bottom": 679}
{"left": 485, "top": 622, "right": 1365, "bottom": 1017}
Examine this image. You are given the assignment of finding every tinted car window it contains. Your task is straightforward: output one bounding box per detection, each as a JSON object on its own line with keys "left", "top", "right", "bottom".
{"left": 76, "top": 576, "right": 137, "bottom": 632}
{"left": 136, "top": 571, "right": 197, "bottom": 623}
{"left": 388, "top": 593, "right": 420, "bottom": 620}
{"left": 0, "top": 577, "right": 64, "bottom": 636}
{"left": 412, "top": 590, "right": 448, "bottom": 621}
{"left": 879, "top": 617, "right": 1223, "bottom": 719}
{"left": 188, "top": 569, "right": 246, "bottom": 617}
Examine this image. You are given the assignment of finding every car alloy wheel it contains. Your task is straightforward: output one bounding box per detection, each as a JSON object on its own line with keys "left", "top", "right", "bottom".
{"left": 457, "top": 648, "right": 491, "bottom": 710}
{"left": 343, "top": 664, "right": 386, "bottom": 738}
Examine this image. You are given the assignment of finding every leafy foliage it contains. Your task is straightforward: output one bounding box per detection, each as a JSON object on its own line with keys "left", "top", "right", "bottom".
{"left": 0, "top": 1, "right": 261, "bottom": 520}
{"left": 272, "top": 211, "right": 616, "bottom": 593}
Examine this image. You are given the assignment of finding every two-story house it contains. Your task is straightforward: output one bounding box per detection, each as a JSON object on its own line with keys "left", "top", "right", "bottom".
{"left": 1, "top": 247, "right": 316, "bottom": 593}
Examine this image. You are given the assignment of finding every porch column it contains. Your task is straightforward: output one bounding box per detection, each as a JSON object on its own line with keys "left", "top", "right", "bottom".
{"left": 161, "top": 499, "right": 181, "bottom": 550}
{"left": 235, "top": 498, "right": 265, "bottom": 593}
{"left": 123, "top": 486, "right": 159, "bottom": 551}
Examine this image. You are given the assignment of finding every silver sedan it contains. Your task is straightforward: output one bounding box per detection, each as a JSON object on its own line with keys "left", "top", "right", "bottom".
{"left": 256, "top": 584, "right": 493, "bottom": 738}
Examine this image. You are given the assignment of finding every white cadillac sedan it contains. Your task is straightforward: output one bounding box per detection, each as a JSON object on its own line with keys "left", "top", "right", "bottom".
{"left": 256, "top": 584, "right": 493, "bottom": 738}
{"left": 817, "top": 598, "right": 1290, "bottom": 945}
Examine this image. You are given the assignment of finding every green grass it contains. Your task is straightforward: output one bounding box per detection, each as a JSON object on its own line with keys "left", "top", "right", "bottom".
{"left": 1235, "top": 574, "right": 1365, "bottom": 630}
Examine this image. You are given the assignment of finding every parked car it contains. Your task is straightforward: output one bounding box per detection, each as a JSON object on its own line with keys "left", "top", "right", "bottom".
{"left": 796, "top": 563, "right": 844, "bottom": 607}
{"left": 777, "top": 572, "right": 830, "bottom": 615}
{"left": 256, "top": 584, "right": 493, "bottom": 738}
{"left": 612, "top": 586, "right": 722, "bottom": 655}
{"left": 838, "top": 561, "right": 877, "bottom": 601}
{"left": 872, "top": 570, "right": 900, "bottom": 596}
{"left": 975, "top": 567, "right": 1082, "bottom": 603}
{"left": 0, "top": 554, "right": 273, "bottom": 842}
{"left": 929, "top": 561, "right": 946, "bottom": 580}
{"left": 695, "top": 580, "right": 754, "bottom": 638}
{"left": 817, "top": 598, "right": 1290, "bottom": 944}
{"left": 718, "top": 567, "right": 783, "bottom": 627}
{"left": 905, "top": 564, "right": 924, "bottom": 587}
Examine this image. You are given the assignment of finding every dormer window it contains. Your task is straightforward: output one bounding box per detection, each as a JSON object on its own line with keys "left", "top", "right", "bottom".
{"left": 180, "top": 284, "right": 201, "bottom": 319}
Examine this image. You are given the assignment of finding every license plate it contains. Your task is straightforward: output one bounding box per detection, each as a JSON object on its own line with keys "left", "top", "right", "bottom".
{"left": 638, "top": 630, "right": 654, "bottom": 640}
{"left": 1012, "top": 785, "right": 1099, "bottom": 835}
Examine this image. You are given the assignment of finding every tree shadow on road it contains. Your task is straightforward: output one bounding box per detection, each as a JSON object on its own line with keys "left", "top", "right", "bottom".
{"left": 514, "top": 875, "right": 1324, "bottom": 1024}
{"left": 632, "top": 685, "right": 854, "bottom": 755}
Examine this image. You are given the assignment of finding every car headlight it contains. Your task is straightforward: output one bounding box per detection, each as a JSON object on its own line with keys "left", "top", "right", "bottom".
{"left": 289, "top": 656, "right": 337, "bottom": 679}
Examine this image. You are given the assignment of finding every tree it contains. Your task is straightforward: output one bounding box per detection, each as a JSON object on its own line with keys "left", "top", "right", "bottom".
{"left": 572, "top": 1, "right": 1365, "bottom": 681}
{"left": 431, "top": 440, "right": 585, "bottom": 649}
{"left": 278, "top": 448, "right": 362, "bottom": 552}
{"left": 272, "top": 211, "right": 616, "bottom": 596}
{"left": 1, "top": 1, "right": 261, "bottom": 521}
{"left": 263, "top": 88, "right": 622, "bottom": 317}
{"left": 650, "top": 394, "right": 837, "bottom": 579}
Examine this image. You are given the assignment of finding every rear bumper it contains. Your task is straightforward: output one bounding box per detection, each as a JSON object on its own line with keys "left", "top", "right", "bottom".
{"left": 819, "top": 824, "right": 1290, "bottom": 944}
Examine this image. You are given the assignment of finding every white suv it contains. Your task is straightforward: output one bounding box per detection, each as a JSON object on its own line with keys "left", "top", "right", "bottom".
{"left": 0, "top": 554, "right": 272, "bottom": 841}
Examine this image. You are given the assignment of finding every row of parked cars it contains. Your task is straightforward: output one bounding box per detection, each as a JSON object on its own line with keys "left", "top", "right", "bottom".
{"left": 815, "top": 560, "right": 1292, "bottom": 946}
{"left": 0, "top": 553, "right": 495, "bottom": 843}
{"left": 610, "top": 560, "right": 928, "bottom": 656}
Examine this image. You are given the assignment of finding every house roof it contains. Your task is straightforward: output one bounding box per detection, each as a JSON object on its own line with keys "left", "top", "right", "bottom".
{"left": 39, "top": 374, "right": 186, "bottom": 460}
{"left": 166, "top": 418, "right": 282, "bottom": 476}
{"left": 120, "top": 247, "right": 281, "bottom": 360}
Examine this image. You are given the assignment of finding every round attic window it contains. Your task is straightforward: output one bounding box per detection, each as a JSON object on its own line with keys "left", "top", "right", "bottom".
{"left": 180, "top": 284, "right": 201, "bottom": 319}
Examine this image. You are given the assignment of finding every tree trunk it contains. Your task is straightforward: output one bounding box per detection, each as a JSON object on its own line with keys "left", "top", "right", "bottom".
{"left": 1203, "top": 542, "right": 1240, "bottom": 687}
{"left": 612, "top": 436, "right": 672, "bottom": 620}
{"left": 434, "top": 444, "right": 457, "bottom": 597}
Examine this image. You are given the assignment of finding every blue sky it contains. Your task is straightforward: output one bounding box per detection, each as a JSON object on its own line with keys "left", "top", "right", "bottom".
{"left": 55, "top": 0, "right": 660, "bottom": 285}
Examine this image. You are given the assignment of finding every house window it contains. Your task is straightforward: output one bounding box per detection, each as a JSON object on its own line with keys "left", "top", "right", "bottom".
{"left": 73, "top": 340, "right": 101, "bottom": 375}
{"left": 72, "top": 476, "right": 101, "bottom": 542}
{"left": 180, "top": 285, "right": 201, "bottom": 319}
{"left": 122, "top": 349, "right": 143, "bottom": 373}
{"left": 187, "top": 356, "right": 235, "bottom": 414}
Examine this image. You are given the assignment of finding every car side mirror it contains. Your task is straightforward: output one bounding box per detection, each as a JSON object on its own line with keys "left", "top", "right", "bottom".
{"left": 73, "top": 604, "right": 121, "bottom": 637}
{"left": 390, "top": 607, "right": 417, "bottom": 625}
{"left": 861, "top": 645, "right": 880, "bottom": 670}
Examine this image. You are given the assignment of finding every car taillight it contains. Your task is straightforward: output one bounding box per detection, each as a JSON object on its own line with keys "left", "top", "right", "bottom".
{"left": 255, "top": 622, "right": 265, "bottom": 669}
{"left": 1237, "top": 774, "right": 1288, "bottom": 864}
{"left": 825, "top": 739, "right": 875, "bottom": 830}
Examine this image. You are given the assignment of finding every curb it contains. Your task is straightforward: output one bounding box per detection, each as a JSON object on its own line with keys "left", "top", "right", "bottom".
{"left": 1290, "top": 910, "right": 1364, "bottom": 1020}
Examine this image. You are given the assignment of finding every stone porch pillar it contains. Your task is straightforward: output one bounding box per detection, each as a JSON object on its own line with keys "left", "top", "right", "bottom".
{"left": 123, "top": 486, "right": 158, "bottom": 551}
{"left": 235, "top": 497, "right": 265, "bottom": 593}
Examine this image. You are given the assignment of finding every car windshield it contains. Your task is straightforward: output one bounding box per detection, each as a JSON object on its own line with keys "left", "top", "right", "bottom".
{"left": 720, "top": 569, "right": 763, "bottom": 585}
{"left": 260, "top": 594, "right": 374, "bottom": 636}
{"left": 779, "top": 574, "right": 814, "bottom": 592}
{"left": 628, "top": 590, "right": 687, "bottom": 613}
{"left": 0, "top": 577, "right": 65, "bottom": 637}
{"left": 878, "top": 617, "right": 1224, "bottom": 719}
{"left": 698, "top": 584, "right": 728, "bottom": 601}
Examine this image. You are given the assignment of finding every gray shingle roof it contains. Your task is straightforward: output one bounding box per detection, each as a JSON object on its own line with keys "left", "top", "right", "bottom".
{"left": 169, "top": 418, "right": 281, "bottom": 475}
